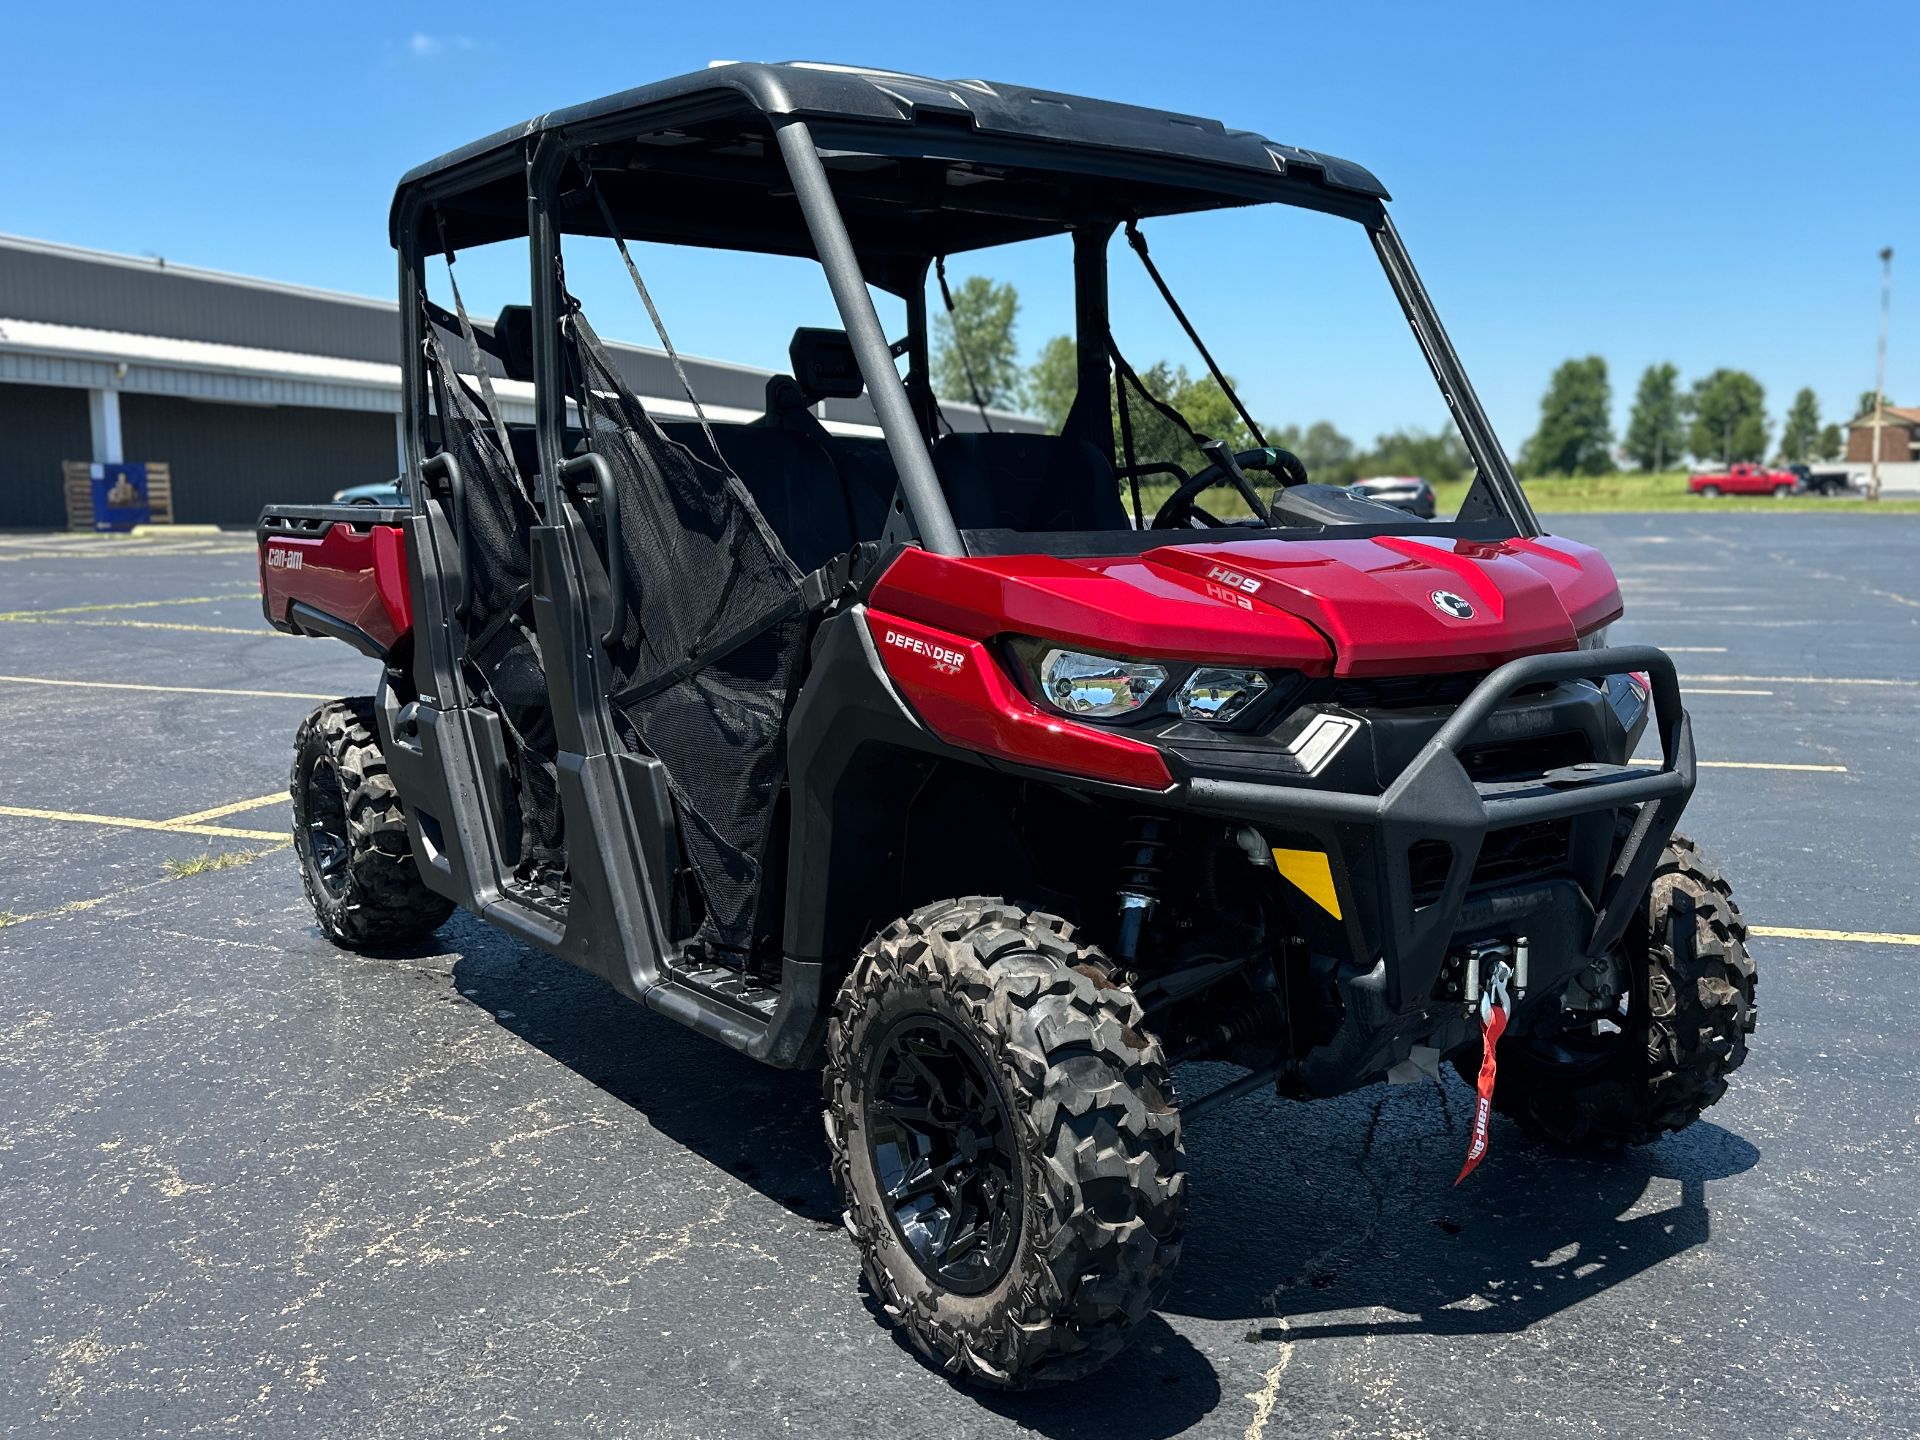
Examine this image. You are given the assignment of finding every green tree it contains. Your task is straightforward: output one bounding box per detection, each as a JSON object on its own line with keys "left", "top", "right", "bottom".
{"left": 1112, "top": 361, "right": 1258, "bottom": 468}
{"left": 1624, "top": 362, "right": 1686, "bottom": 471}
{"left": 1028, "top": 335, "right": 1078, "bottom": 430}
{"left": 932, "top": 275, "right": 1027, "bottom": 412}
{"left": 1858, "top": 390, "right": 1881, "bottom": 421}
{"left": 1270, "top": 420, "right": 1359, "bottom": 483}
{"left": 1779, "top": 387, "right": 1822, "bottom": 462}
{"left": 1688, "top": 369, "right": 1769, "bottom": 463}
{"left": 1356, "top": 428, "right": 1472, "bottom": 485}
{"left": 1817, "top": 423, "right": 1844, "bottom": 461}
{"left": 1521, "top": 356, "right": 1615, "bottom": 476}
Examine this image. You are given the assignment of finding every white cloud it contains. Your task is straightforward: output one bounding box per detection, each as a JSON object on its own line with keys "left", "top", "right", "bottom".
{"left": 405, "top": 33, "right": 476, "bottom": 60}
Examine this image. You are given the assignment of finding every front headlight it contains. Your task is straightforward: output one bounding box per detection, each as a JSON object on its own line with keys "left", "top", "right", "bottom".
{"left": 1037, "top": 648, "right": 1167, "bottom": 718}
{"left": 1175, "top": 667, "right": 1269, "bottom": 722}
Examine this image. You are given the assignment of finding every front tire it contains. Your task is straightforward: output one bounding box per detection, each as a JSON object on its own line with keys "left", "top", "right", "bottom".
{"left": 1460, "top": 834, "right": 1756, "bottom": 1148}
{"left": 291, "top": 698, "right": 453, "bottom": 949}
{"left": 824, "top": 898, "right": 1184, "bottom": 1388}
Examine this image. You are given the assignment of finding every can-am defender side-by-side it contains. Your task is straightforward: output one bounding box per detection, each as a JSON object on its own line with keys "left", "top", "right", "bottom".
{"left": 259, "top": 63, "right": 1755, "bottom": 1388}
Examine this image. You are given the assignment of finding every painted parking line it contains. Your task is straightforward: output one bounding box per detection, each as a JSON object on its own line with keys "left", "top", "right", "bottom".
{"left": 1751, "top": 925, "right": 1920, "bottom": 947}
{"left": 1686, "top": 674, "right": 1920, "bottom": 688}
{"left": 0, "top": 616, "right": 271, "bottom": 636}
{"left": 164, "top": 793, "right": 288, "bottom": 825}
{"left": 1684, "top": 688, "right": 1774, "bottom": 696}
{"left": 1665, "top": 646, "right": 1729, "bottom": 653}
{"left": 0, "top": 675, "right": 332, "bottom": 702}
{"left": 0, "top": 803, "right": 283, "bottom": 843}
{"left": 0, "top": 593, "right": 249, "bottom": 622}
{"left": 1628, "top": 758, "right": 1848, "bottom": 773}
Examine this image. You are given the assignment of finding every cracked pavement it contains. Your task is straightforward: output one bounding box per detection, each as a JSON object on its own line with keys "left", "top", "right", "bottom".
{"left": 0, "top": 517, "right": 1916, "bottom": 1438}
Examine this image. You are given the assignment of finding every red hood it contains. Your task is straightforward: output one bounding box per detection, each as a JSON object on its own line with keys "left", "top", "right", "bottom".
{"left": 869, "top": 533, "right": 1622, "bottom": 678}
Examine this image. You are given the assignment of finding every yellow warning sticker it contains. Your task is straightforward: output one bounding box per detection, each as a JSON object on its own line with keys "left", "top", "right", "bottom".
{"left": 1272, "top": 847, "right": 1342, "bottom": 920}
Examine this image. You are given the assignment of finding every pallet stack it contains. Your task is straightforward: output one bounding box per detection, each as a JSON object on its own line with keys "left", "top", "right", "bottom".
{"left": 62, "top": 461, "right": 174, "bottom": 530}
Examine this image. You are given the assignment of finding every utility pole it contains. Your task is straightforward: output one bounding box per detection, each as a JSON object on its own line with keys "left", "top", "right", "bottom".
{"left": 1871, "top": 246, "right": 1893, "bottom": 502}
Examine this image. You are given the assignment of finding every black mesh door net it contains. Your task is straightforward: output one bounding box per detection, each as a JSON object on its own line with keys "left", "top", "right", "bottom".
{"left": 565, "top": 304, "right": 808, "bottom": 959}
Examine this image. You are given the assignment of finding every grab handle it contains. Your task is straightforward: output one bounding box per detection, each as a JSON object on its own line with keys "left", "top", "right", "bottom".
{"left": 559, "top": 452, "right": 623, "bottom": 645}
{"left": 420, "top": 452, "right": 469, "bottom": 619}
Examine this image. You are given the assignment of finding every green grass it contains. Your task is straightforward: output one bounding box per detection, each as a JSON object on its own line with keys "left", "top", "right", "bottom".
{"left": 0, "top": 910, "right": 18, "bottom": 929}
{"left": 162, "top": 850, "right": 266, "bottom": 880}
{"left": 1444, "top": 470, "right": 1920, "bottom": 515}
{"left": 1131, "top": 469, "right": 1920, "bottom": 521}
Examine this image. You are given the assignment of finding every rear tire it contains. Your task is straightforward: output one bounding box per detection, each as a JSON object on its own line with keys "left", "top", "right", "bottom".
{"left": 824, "top": 898, "right": 1185, "bottom": 1388}
{"left": 1699, "top": 484, "right": 1722, "bottom": 498}
{"left": 1457, "top": 834, "right": 1756, "bottom": 1148}
{"left": 1773, "top": 484, "right": 1794, "bottom": 499}
{"left": 291, "top": 698, "right": 453, "bottom": 949}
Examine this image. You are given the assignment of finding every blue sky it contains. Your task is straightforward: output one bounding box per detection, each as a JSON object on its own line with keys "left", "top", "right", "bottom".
{"left": 4, "top": 1, "right": 1912, "bottom": 452}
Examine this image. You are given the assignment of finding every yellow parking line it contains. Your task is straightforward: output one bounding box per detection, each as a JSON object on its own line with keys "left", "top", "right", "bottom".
{"left": 0, "top": 594, "right": 241, "bottom": 621}
{"left": 1628, "top": 758, "right": 1848, "bottom": 773}
{"left": 1751, "top": 925, "right": 1920, "bottom": 947}
{"left": 1686, "top": 674, "right": 1919, "bottom": 688}
{"left": 0, "top": 674, "right": 331, "bottom": 701}
{"left": 0, "top": 803, "right": 283, "bottom": 842}
{"left": 0, "top": 616, "right": 271, "bottom": 636}
{"left": 163, "top": 793, "right": 288, "bottom": 825}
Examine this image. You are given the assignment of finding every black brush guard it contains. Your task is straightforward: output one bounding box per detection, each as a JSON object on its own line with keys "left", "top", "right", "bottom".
{"left": 1183, "top": 645, "right": 1693, "bottom": 1016}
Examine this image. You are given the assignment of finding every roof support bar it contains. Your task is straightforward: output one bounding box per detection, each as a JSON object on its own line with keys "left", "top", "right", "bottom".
{"left": 1370, "top": 212, "right": 1538, "bottom": 537}
{"left": 772, "top": 117, "right": 963, "bottom": 557}
{"left": 1072, "top": 223, "right": 1116, "bottom": 466}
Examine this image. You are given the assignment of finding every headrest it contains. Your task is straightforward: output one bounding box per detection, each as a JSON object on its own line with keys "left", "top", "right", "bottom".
{"left": 788, "top": 328, "right": 864, "bottom": 401}
{"left": 493, "top": 305, "right": 535, "bottom": 383}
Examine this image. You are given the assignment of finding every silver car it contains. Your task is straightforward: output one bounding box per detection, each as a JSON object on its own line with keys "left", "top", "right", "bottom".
{"left": 1347, "top": 475, "right": 1436, "bottom": 519}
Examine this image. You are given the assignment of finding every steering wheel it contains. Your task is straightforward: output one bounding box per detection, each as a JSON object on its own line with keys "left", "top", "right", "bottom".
{"left": 1151, "top": 447, "right": 1310, "bottom": 529}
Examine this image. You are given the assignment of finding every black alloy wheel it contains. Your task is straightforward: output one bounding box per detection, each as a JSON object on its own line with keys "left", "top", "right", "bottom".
{"left": 300, "top": 756, "right": 352, "bottom": 901}
{"left": 865, "top": 1012, "right": 1022, "bottom": 1294}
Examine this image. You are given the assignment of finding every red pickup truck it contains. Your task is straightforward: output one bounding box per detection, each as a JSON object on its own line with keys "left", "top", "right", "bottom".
{"left": 1689, "top": 463, "right": 1800, "bottom": 498}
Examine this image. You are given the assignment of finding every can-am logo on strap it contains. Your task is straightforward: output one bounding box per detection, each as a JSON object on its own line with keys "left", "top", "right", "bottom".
{"left": 1429, "top": 589, "right": 1474, "bottom": 620}
{"left": 884, "top": 628, "right": 966, "bottom": 675}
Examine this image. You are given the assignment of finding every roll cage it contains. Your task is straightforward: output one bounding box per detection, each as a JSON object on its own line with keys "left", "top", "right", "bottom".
{"left": 390, "top": 61, "right": 1538, "bottom": 559}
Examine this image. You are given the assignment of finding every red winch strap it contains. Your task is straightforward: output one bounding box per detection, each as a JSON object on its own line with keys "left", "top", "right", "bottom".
{"left": 1455, "top": 962, "right": 1512, "bottom": 1185}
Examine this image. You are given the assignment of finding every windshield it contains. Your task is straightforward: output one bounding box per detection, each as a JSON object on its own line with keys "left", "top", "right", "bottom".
{"left": 915, "top": 199, "right": 1523, "bottom": 548}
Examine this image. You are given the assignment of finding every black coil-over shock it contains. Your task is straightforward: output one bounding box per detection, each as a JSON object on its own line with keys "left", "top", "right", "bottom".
{"left": 1114, "top": 816, "right": 1173, "bottom": 965}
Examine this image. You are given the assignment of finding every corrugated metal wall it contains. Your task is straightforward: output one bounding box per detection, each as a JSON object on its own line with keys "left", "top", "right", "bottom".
{"left": 119, "top": 395, "right": 396, "bottom": 524}
{"left": 0, "top": 240, "right": 400, "bottom": 363}
{"left": 0, "top": 383, "right": 91, "bottom": 528}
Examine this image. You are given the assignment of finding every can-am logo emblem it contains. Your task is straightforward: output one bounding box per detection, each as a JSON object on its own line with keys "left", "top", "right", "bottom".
{"left": 1430, "top": 590, "right": 1474, "bottom": 619}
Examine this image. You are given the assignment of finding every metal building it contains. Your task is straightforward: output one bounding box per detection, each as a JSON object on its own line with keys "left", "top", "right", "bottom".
{"left": 0, "top": 232, "right": 1030, "bottom": 528}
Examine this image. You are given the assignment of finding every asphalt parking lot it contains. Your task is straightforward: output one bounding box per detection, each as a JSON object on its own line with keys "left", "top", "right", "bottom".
{"left": 1, "top": 514, "right": 1916, "bottom": 1439}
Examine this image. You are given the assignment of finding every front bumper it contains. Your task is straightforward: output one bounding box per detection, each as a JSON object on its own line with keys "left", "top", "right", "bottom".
{"left": 1177, "top": 646, "right": 1692, "bottom": 1079}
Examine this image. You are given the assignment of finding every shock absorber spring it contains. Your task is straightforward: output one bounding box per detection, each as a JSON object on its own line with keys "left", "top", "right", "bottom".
{"left": 1113, "top": 816, "right": 1173, "bottom": 964}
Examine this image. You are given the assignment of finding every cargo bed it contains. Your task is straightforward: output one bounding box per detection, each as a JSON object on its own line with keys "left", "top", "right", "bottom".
{"left": 258, "top": 503, "right": 412, "bottom": 658}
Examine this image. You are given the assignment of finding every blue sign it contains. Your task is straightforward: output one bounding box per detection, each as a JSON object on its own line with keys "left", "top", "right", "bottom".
{"left": 90, "top": 462, "right": 150, "bottom": 531}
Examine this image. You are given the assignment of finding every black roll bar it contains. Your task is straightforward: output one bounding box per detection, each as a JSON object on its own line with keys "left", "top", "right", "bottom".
{"left": 772, "top": 118, "right": 964, "bottom": 558}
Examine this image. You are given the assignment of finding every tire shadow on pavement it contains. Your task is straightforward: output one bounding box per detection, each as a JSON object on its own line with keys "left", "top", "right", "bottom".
{"left": 1165, "top": 1077, "right": 1759, "bottom": 1340}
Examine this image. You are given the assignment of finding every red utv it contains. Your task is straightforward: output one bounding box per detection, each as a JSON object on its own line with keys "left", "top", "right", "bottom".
{"left": 259, "top": 63, "right": 1756, "bottom": 1389}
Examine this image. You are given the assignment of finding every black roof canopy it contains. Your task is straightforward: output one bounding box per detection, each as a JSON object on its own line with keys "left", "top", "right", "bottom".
{"left": 392, "top": 62, "right": 1390, "bottom": 260}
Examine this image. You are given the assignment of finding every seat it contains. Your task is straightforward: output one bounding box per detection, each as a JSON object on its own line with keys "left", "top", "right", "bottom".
{"left": 931, "top": 433, "right": 1130, "bottom": 533}
{"left": 659, "top": 423, "right": 854, "bottom": 575}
